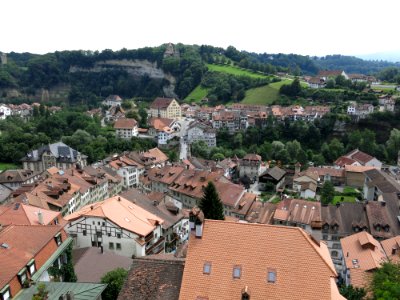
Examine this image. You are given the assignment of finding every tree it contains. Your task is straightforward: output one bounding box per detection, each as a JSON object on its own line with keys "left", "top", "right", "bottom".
{"left": 371, "top": 262, "right": 400, "bottom": 299}
{"left": 167, "top": 150, "right": 179, "bottom": 162}
{"left": 32, "top": 283, "right": 49, "bottom": 300}
{"left": 199, "top": 181, "right": 224, "bottom": 220}
{"left": 339, "top": 285, "right": 366, "bottom": 300}
{"left": 101, "top": 268, "right": 129, "bottom": 300}
{"left": 321, "top": 181, "right": 335, "bottom": 205}
{"left": 138, "top": 107, "right": 148, "bottom": 128}
{"left": 386, "top": 128, "right": 400, "bottom": 163}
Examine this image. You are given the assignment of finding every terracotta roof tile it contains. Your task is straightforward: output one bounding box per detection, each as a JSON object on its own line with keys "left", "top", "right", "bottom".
{"left": 113, "top": 118, "right": 138, "bottom": 129}
{"left": 179, "top": 221, "right": 339, "bottom": 300}
{"left": 0, "top": 203, "right": 60, "bottom": 226}
{"left": 340, "top": 231, "right": 387, "bottom": 288}
{"left": 0, "top": 224, "right": 64, "bottom": 288}
{"left": 150, "top": 97, "right": 176, "bottom": 109}
{"left": 64, "top": 196, "right": 163, "bottom": 237}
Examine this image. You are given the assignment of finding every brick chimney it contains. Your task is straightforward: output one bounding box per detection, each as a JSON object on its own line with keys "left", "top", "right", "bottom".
{"left": 38, "top": 210, "right": 44, "bottom": 225}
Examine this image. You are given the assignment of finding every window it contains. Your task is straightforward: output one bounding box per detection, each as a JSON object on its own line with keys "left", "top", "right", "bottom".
{"left": 54, "top": 233, "right": 62, "bottom": 246}
{"left": 267, "top": 269, "right": 277, "bottom": 283}
{"left": 331, "top": 250, "right": 339, "bottom": 257}
{"left": 18, "top": 268, "right": 27, "bottom": 285}
{"left": 322, "top": 235, "right": 329, "bottom": 240}
{"left": 109, "top": 242, "right": 114, "bottom": 250}
{"left": 0, "top": 285, "right": 11, "bottom": 300}
{"left": 83, "top": 230, "right": 87, "bottom": 236}
{"left": 233, "top": 266, "right": 241, "bottom": 279}
{"left": 332, "top": 243, "right": 341, "bottom": 249}
{"left": 116, "top": 243, "right": 121, "bottom": 250}
{"left": 117, "top": 233, "right": 121, "bottom": 239}
{"left": 203, "top": 262, "right": 211, "bottom": 274}
{"left": 102, "top": 222, "right": 106, "bottom": 226}
{"left": 27, "top": 259, "right": 36, "bottom": 276}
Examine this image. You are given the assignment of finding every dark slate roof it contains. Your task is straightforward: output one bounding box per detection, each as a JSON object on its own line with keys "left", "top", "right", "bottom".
{"left": 117, "top": 258, "right": 184, "bottom": 300}
{"left": 321, "top": 202, "right": 368, "bottom": 235}
{"left": 259, "top": 166, "right": 286, "bottom": 181}
{"left": 21, "top": 142, "right": 87, "bottom": 162}
{"left": 72, "top": 247, "right": 132, "bottom": 283}
{"left": 365, "top": 169, "right": 400, "bottom": 193}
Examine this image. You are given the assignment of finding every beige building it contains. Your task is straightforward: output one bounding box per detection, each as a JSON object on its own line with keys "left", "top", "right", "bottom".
{"left": 149, "top": 97, "right": 181, "bottom": 119}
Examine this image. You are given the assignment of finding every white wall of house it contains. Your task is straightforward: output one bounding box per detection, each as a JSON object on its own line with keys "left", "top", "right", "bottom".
{"left": 300, "top": 189, "right": 316, "bottom": 199}
{"left": 116, "top": 127, "right": 138, "bottom": 139}
{"left": 0, "top": 105, "right": 11, "bottom": 120}
{"left": 365, "top": 158, "right": 382, "bottom": 169}
{"left": 66, "top": 216, "right": 163, "bottom": 258}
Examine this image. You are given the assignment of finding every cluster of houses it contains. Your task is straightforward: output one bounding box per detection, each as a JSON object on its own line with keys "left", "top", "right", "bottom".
{"left": 0, "top": 103, "right": 61, "bottom": 120}
{"left": 3, "top": 137, "right": 400, "bottom": 298}
{"left": 306, "top": 70, "right": 380, "bottom": 89}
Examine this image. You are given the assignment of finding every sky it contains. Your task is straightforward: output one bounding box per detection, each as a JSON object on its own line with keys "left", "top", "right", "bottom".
{"left": 2, "top": 0, "right": 400, "bottom": 57}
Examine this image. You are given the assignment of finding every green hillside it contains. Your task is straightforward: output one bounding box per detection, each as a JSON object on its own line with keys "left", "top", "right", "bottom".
{"left": 206, "top": 64, "right": 268, "bottom": 79}
{"left": 242, "top": 80, "right": 292, "bottom": 104}
{"left": 184, "top": 85, "right": 209, "bottom": 103}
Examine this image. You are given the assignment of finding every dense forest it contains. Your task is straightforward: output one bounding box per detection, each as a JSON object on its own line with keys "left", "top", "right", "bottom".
{"left": 1, "top": 44, "right": 400, "bottom": 107}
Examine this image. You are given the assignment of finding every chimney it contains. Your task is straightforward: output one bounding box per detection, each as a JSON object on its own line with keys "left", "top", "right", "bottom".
{"left": 195, "top": 222, "right": 203, "bottom": 238}
{"left": 38, "top": 210, "right": 44, "bottom": 225}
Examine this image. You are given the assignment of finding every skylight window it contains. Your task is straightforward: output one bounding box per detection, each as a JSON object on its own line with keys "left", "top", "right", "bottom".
{"left": 203, "top": 262, "right": 211, "bottom": 274}
{"left": 267, "top": 269, "right": 277, "bottom": 283}
{"left": 233, "top": 266, "right": 241, "bottom": 279}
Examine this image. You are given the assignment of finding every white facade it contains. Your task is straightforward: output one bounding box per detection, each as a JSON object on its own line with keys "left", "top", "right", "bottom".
{"left": 187, "top": 124, "right": 216, "bottom": 148}
{"left": 116, "top": 126, "right": 138, "bottom": 139}
{"left": 116, "top": 165, "right": 143, "bottom": 189}
{"left": 66, "top": 216, "right": 164, "bottom": 258}
{"left": 0, "top": 105, "right": 11, "bottom": 120}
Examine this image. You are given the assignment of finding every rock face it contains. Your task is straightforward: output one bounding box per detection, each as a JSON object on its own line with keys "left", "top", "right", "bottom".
{"left": 70, "top": 59, "right": 178, "bottom": 98}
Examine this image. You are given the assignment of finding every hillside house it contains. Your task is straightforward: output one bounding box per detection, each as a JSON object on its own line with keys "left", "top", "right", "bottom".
{"left": 21, "top": 142, "right": 88, "bottom": 172}
{"left": 187, "top": 121, "right": 216, "bottom": 147}
{"left": 114, "top": 118, "right": 138, "bottom": 139}
{"left": 149, "top": 97, "right": 181, "bottom": 119}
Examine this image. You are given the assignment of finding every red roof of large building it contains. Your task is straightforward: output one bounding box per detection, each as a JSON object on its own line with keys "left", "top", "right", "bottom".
{"left": 150, "top": 97, "right": 176, "bottom": 109}
{"left": 114, "top": 118, "right": 138, "bottom": 129}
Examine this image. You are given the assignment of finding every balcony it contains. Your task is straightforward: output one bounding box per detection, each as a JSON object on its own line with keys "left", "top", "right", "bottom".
{"left": 145, "top": 236, "right": 165, "bottom": 255}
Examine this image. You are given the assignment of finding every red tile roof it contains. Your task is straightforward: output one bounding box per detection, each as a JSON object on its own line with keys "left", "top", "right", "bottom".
{"left": 150, "top": 97, "right": 176, "bottom": 109}
{"left": 0, "top": 203, "right": 60, "bottom": 226}
{"left": 113, "top": 118, "right": 138, "bottom": 129}
{"left": 179, "top": 220, "right": 342, "bottom": 300}
{"left": 0, "top": 225, "right": 64, "bottom": 288}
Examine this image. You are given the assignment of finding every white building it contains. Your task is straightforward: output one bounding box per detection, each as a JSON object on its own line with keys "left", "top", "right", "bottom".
{"left": 65, "top": 196, "right": 165, "bottom": 258}
{"left": 107, "top": 155, "right": 144, "bottom": 189}
{"left": 102, "top": 95, "right": 123, "bottom": 107}
{"left": 0, "top": 104, "right": 11, "bottom": 120}
{"left": 114, "top": 118, "right": 138, "bottom": 139}
{"left": 187, "top": 121, "right": 217, "bottom": 148}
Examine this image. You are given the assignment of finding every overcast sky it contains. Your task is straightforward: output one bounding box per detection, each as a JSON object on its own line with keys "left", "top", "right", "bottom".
{"left": 2, "top": 0, "right": 400, "bottom": 57}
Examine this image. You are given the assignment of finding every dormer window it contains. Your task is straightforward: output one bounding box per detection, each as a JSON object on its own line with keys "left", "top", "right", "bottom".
{"left": 267, "top": 269, "right": 277, "bottom": 283}
{"left": 0, "top": 285, "right": 11, "bottom": 300}
{"left": 17, "top": 267, "right": 27, "bottom": 285}
{"left": 27, "top": 259, "right": 36, "bottom": 276}
{"left": 203, "top": 262, "right": 211, "bottom": 275}
{"left": 54, "top": 232, "right": 62, "bottom": 246}
{"left": 233, "top": 266, "right": 241, "bottom": 279}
